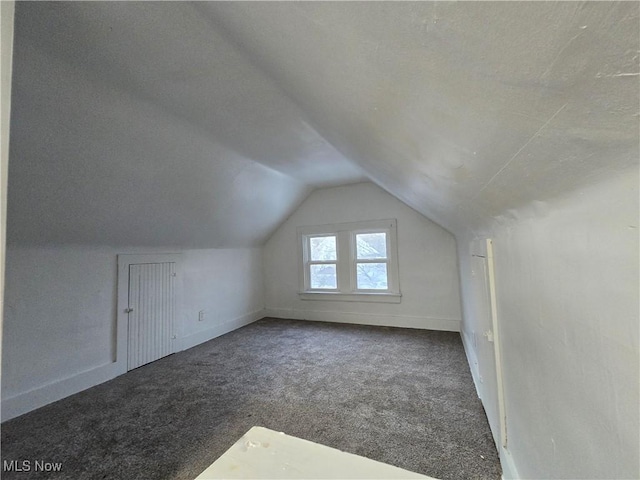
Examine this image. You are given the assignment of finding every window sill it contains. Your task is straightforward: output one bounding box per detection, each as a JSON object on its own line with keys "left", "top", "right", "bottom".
{"left": 298, "top": 292, "right": 402, "bottom": 304}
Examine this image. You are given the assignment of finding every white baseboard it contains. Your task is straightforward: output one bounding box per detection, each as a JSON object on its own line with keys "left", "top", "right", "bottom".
{"left": 1, "top": 309, "right": 265, "bottom": 423}
{"left": 500, "top": 446, "right": 520, "bottom": 479}
{"left": 179, "top": 309, "right": 264, "bottom": 351}
{"left": 1, "top": 361, "right": 122, "bottom": 422}
{"left": 460, "top": 328, "right": 482, "bottom": 399}
{"left": 265, "top": 308, "right": 460, "bottom": 332}
{"left": 459, "top": 330, "right": 520, "bottom": 480}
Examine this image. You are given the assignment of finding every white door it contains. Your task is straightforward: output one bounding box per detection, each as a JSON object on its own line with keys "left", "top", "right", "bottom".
{"left": 127, "top": 262, "right": 176, "bottom": 370}
{"left": 471, "top": 254, "right": 500, "bottom": 445}
{"left": 471, "top": 239, "right": 507, "bottom": 450}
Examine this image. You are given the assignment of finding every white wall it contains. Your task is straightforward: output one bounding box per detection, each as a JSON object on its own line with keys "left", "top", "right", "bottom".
{"left": 264, "top": 182, "right": 462, "bottom": 331}
{"left": 459, "top": 167, "right": 639, "bottom": 479}
{"left": 1, "top": 246, "right": 264, "bottom": 421}
{"left": 0, "top": 1, "right": 15, "bottom": 402}
{"left": 180, "top": 249, "right": 264, "bottom": 350}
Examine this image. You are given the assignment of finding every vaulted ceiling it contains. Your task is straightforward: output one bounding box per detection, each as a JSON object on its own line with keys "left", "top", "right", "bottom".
{"left": 7, "top": 2, "right": 639, "bottom": 247}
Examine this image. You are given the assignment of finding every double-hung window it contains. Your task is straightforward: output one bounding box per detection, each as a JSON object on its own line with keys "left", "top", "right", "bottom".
{"left": 354, "top": 231, "right": 389, "bottom": 291}
{"left": 298, "top": 219, "right": 401, "bottom": 303}
{"left": 307, "top": 235, "right": 338, "bottom": 290}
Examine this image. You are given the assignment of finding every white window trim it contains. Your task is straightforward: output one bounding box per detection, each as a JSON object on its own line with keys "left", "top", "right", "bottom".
{"left": 301, "top": 233, "right": 340, "bottom": 292}
{"left": 297, "top": 219, "right": 401, "bottom": 303}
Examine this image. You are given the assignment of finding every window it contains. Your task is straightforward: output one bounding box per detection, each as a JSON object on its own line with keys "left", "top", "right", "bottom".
{"left": 355, "top": 232, "right": 388, "bottom": 290}
{"left": 298, "top": 219, "right": 401, "bottom": 303}
{"left": 308, "top": 235, "right": 337, "bottom": 289}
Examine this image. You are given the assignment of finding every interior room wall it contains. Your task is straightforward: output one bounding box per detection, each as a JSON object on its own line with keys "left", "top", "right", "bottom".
{"left": 264, "top": 182, "right": 462, "bottom": 331}
{"left": 0, "top": 1, "right": 15, "bottom": 393}
{"left": 1, "top": 246, "right": 264, "bottom": 421}
{"left": 180, "top": 249, "right": 264, "bottom": 350}
{"left": 458, "top": 166, "right": 639, "bottom": 479}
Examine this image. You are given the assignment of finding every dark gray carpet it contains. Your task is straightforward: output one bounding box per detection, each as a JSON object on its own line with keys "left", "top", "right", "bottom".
{"left": 1, "top": 318, "right": 501, "bottom": 480}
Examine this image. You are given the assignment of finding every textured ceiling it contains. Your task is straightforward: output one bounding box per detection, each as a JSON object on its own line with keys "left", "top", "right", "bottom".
{"left": 7, "top": 2, "right": 639, "bottom": 247}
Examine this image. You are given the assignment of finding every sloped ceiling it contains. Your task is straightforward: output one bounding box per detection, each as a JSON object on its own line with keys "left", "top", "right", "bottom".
{"left": 7, "top": 2, "right": 639, "bottom": 247}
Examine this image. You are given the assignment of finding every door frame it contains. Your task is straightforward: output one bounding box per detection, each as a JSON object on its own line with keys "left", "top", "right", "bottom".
{"left": 470, "top": 238, "right": 508, "bottom": 450}
{"left": 485, "top": 239, "right": 507, "bottom": 449}
{"left": 116, "top": 253, "right": 183, "bottom": 375}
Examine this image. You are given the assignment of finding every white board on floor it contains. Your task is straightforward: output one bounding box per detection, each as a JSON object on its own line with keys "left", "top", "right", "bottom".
{"left": 195, "top": 426, "right": 436, "bottom": 479}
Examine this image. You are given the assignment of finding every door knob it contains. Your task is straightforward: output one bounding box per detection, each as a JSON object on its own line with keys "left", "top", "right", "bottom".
{"left": 125, "top": 308, "right": 134, "bottom": 313}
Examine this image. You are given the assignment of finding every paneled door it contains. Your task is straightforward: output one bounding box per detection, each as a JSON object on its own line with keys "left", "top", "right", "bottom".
{"left": 127, "top": 262, "right": 176, "bottom": 370}
{"left": 470, "top": 239, "right": 507, "bottom": 450}
{"left": 471, "top": 253, "right": 500, "bottom": 445}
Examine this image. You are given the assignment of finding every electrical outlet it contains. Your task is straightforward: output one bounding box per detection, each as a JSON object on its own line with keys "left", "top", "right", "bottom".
{"left": 198, "top": 310, "right": 205, "bottom": 322}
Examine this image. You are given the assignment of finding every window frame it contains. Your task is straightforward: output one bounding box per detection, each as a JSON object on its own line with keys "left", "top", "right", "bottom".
{"left": 303, "top": 234, "right": 339, "bottom": 292}
{"left": 297, "top": 219, "right": 401, "bottom": 303}
{"left": 351, "top": 228, "right": 392, "bottom": 293}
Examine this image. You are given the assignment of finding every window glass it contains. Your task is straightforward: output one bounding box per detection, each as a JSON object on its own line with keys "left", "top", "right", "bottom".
{"left": 310, "top": 264, "right": 337, "bottom": 289}
{"left": 356, "top": 233, "right": 387, "bottom": 259}
{"left": 310, "top": 236, "right": 337, "bottom": 261}
{"left": 356, "top": 263, "right": 388, "bottom": 290}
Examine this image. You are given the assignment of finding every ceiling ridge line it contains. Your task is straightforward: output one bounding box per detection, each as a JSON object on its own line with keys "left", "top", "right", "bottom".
{"left": 473, "top": 102, "right": 569, "bottom": 200}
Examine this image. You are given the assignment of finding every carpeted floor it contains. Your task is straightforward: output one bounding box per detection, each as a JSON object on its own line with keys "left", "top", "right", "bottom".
{"left": 1, "top": 318, "right": 501, "bottom": 480}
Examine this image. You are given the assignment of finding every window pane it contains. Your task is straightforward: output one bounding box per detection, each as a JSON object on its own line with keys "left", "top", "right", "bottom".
{"left": 310, "top": 236, "right": 337, "bottom": 261}
{"left": 356, "top": 263, "right": 388, "bottom": 290}
{"left": 356, "top": 233, "right": 387, "bottom": 259}
{"left": 310, "top": 264, "right": 337, "bottom": 289}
